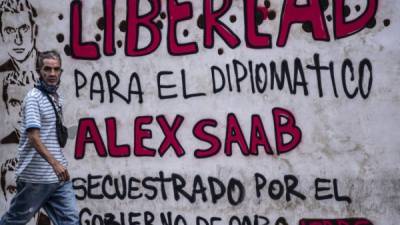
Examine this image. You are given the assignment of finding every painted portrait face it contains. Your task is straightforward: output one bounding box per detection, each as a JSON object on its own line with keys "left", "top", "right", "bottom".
{"left": 3, "top": 167, "right": 16, "bottom": 199}
{"left": 2, "top": 73, "right": 32, "bottom": 133}
{"left": 1, "top": 10, "right": 35, "bottom": 62}
{"left": 5, "top": 84, "right": 28, "bottom": 130}
{"left": 0, "top": 158, "right": 17, "bottom": 202}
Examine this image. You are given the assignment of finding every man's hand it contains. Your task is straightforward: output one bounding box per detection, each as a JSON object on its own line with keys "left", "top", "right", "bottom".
{"left": 51, "top": 161, "right": 70, "bottom": 181}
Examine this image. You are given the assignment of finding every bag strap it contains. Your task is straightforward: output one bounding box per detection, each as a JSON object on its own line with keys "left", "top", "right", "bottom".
{"left": 35, "top": 87, "right": 63, "bottom": 125}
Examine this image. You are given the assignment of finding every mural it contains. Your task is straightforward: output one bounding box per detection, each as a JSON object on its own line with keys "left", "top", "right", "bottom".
{"left": 0, "top": 0, "right": 39, "bottom": 144}
{"left": 1, "top": 0, "right": 399, "bottom": 224}
{"left": 0, "top": 0, "right": 49, "bottom": 224}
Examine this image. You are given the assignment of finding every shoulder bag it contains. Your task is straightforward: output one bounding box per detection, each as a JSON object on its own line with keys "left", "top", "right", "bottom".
{"left": 36, "top": 88, "right": 68, "bottom": 148}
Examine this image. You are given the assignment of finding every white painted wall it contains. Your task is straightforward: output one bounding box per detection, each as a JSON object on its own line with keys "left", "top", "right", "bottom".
{"left": 0, "top": 1, "right": 399, "bottom": 224}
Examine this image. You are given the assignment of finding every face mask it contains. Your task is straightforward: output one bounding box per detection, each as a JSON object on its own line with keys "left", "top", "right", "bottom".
{"left": 35, "top": 79, "right": 59, "bottom": 94}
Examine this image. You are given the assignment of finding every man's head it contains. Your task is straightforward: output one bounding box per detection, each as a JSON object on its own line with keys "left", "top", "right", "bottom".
{"left": 0, "top": 0, "right": 37, "bottom": 62}
{"left": 2, "top": 72, "right": 30, "bottom": 129}
{"left": 0, "top": 158, "right": 18, "bottom": 202}
{"left": 36, "top": 50, "right": 62, "bottom": 86}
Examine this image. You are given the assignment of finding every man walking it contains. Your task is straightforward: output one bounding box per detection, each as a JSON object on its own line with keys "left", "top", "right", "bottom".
{"left": 0, "top": 50, "right": 79, "bottom": 224}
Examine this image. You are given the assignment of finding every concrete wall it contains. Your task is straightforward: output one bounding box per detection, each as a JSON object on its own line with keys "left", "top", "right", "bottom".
{"left": 0, "top": 0, "right": 399, "bottom": 224}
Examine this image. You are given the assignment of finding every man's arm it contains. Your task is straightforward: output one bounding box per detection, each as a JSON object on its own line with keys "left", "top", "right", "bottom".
{"left": 27, "top": 128, "right": 70, "bottom": 181}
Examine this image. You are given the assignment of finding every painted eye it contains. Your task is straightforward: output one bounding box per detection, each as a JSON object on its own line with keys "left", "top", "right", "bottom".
{"left": 4, "top": 27, "right": 16, "bottom": 34}
{"left": 8, "top": 99, "right": 21, "bottom": 107}
{"left": 19, "top": 24, "right": 30, "bottom": 33}
{"left": 7, "top": 186, "right": 16, "bottom": 194}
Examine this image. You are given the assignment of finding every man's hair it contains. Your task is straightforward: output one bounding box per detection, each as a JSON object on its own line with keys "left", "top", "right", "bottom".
{"left": 0, "top": 0, "right": 37, "bottom": 37}
{"left": 36, "top": 50, "right": 62, "bottom": 74}
{"left": 2, "top": 71, "right": 29, "bottom": 113}
{"left": 0, "top": 158, "right": 18, "bottom": 201}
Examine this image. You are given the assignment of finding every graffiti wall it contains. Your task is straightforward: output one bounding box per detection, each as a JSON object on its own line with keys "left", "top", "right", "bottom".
{"left": 0, "top": 0, "right": 399, "bottom": 224}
